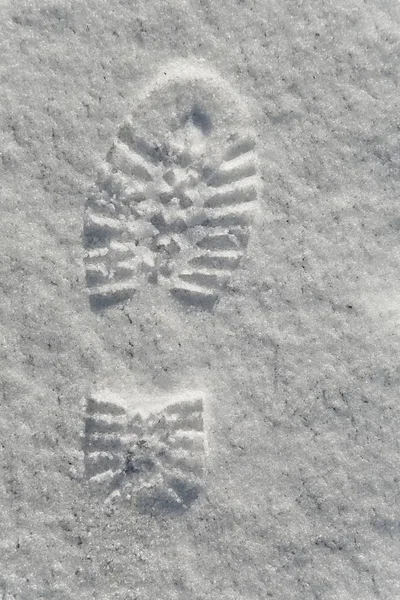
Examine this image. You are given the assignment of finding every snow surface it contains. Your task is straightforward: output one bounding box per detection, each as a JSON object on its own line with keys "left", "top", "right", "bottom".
{"left": 1, "top": 0, "right": 400, "bottom": 598}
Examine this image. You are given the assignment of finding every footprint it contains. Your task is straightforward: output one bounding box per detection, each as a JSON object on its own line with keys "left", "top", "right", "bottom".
{"left": 83, "top": 388, "right": 207, "bottom": 515}
{"left": 83, "top": 59, "right": 261, "bottom": 312}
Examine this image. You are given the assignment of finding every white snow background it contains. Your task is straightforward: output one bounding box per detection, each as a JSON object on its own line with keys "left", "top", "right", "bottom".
{"left": 1, "top": 0, "right": 400, "bottom": 598}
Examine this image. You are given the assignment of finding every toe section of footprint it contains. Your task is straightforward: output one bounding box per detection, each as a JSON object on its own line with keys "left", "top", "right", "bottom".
{"left": 83, "top": 59, "right": 261, "bottom": 312}
{"left": 83, "top": 391, "right": 206, "bottom": 515}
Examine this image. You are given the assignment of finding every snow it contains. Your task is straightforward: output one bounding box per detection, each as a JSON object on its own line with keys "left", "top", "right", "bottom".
{"left": 1, "top": 0, "right": 400, "bottom": 598}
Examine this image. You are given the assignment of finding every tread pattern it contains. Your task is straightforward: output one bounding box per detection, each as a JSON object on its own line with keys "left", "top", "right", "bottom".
{"left": 83, "top": 68, "right": 261, "bottom": 312}
{"left": 83, "top": 392, "right": 206, "bottom": 514}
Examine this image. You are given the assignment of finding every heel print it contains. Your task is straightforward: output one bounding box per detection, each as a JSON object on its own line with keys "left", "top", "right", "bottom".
{"left": 83, "top": 389, "right": 207, "bottom": 515}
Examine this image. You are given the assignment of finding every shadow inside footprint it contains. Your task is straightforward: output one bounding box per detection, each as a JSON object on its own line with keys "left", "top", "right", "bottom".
{"left": 183, "top": 104, "right": 213, "bottom": 135}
